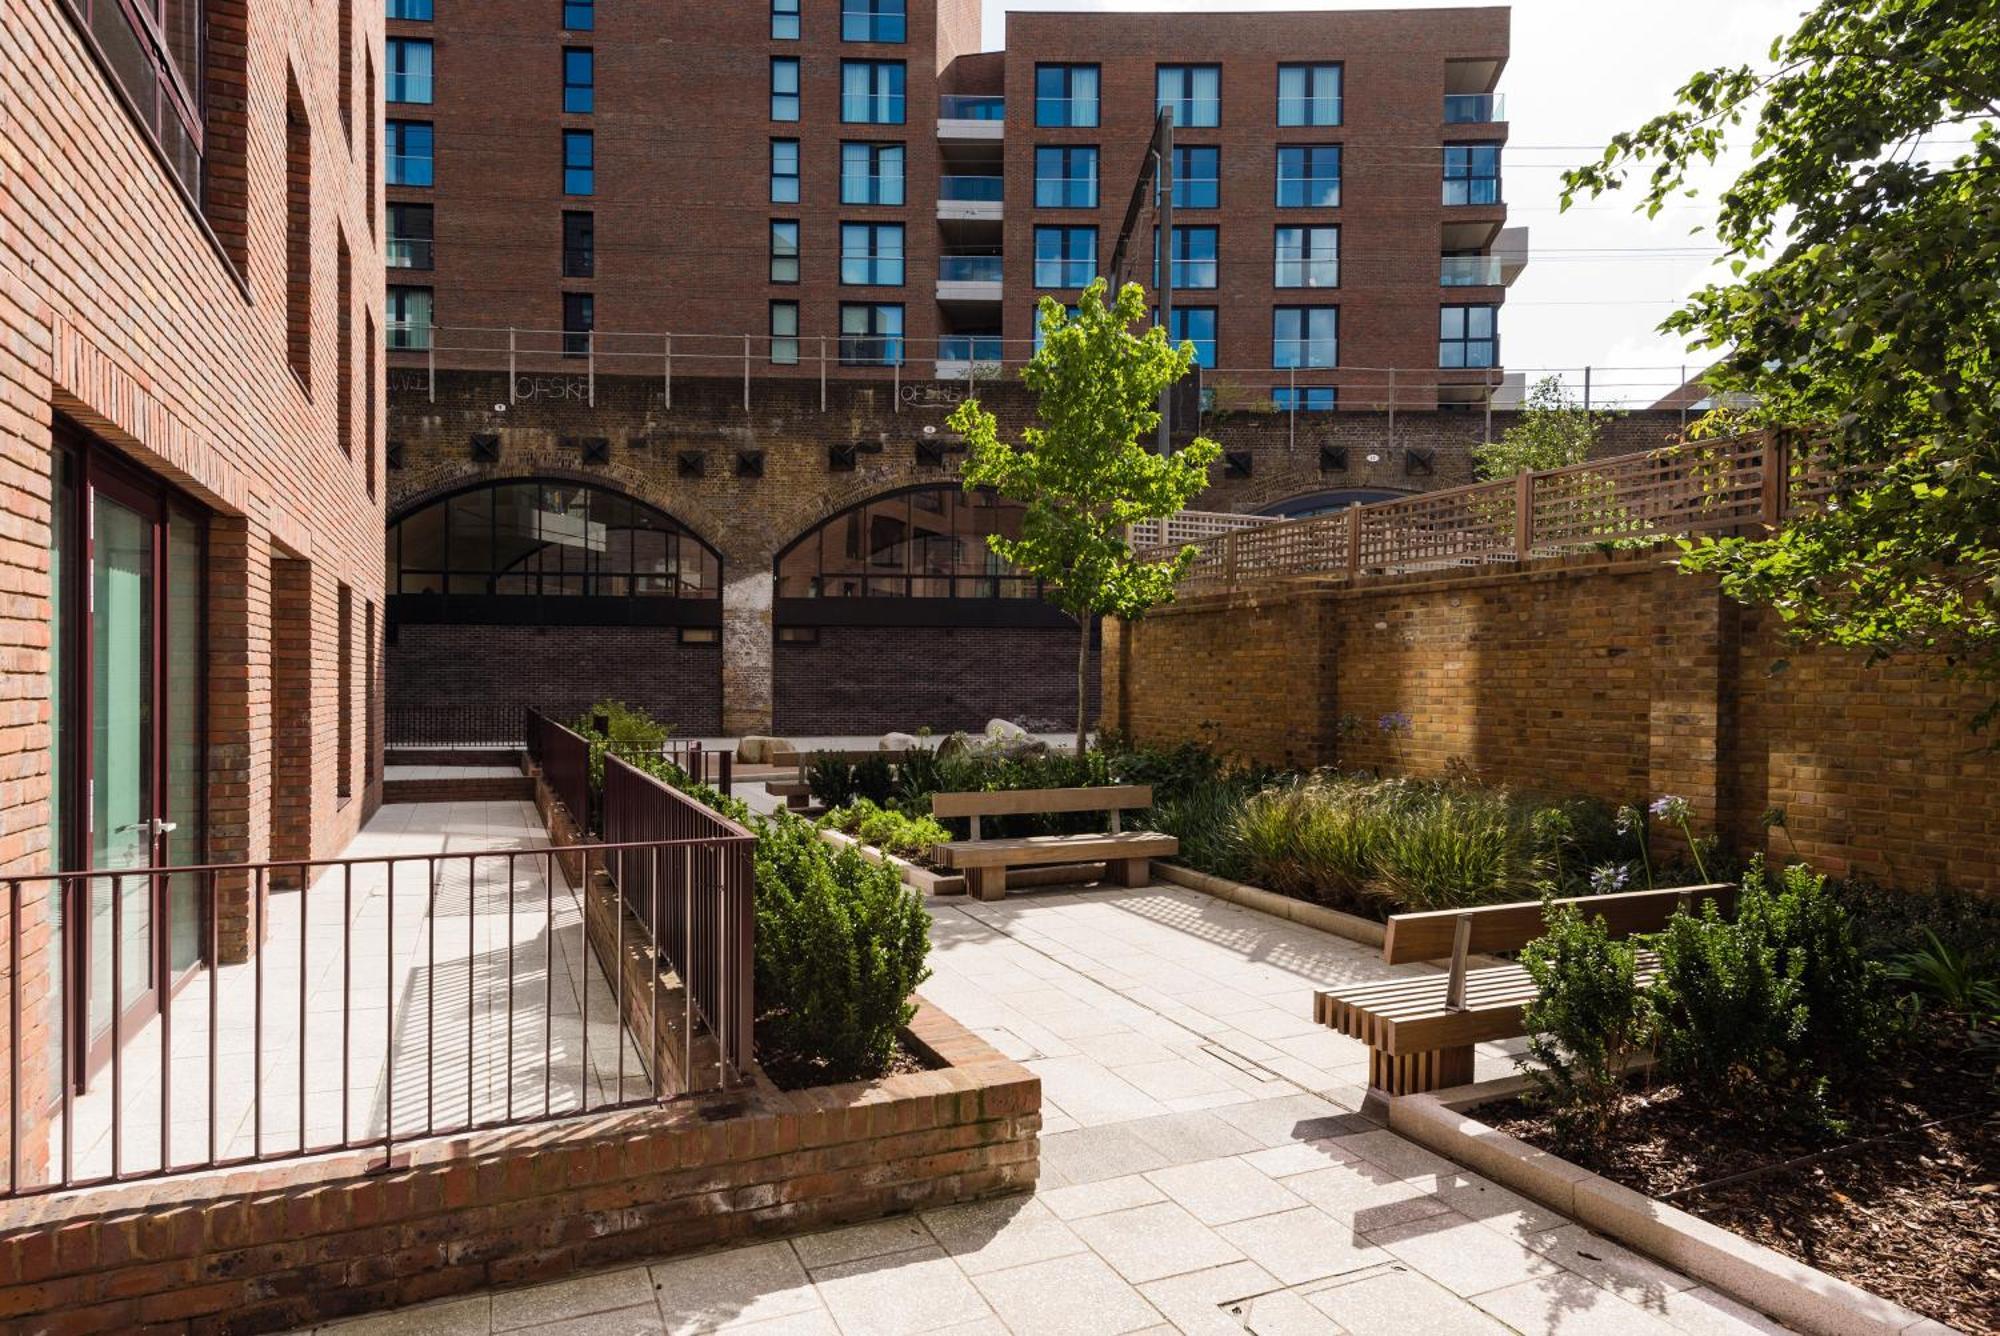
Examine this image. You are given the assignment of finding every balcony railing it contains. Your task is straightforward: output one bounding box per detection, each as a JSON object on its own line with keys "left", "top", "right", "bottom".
{"left": 1444, "top": 93, "right": 1506, "bottom": 123}
{"left": 938, "top": 335, "right": 1004, "bottom": 363}
{"left": 939, "top": 95, "right": 1004, "bottom": 120}
{"left": 940, "top": 255, "right": 1003, "bottom": 284}
{"left": 939, "top": 174, "right": 1004, "bottom": 202}
{"left": 1276, "top": 95, "right": 1343, "bottom": 126}
{"left": 1441, "top": 255, "right": 1503, "bottom": 286}
{"left": 386, "top": 236, "right": 434, "bottom": 270}
{"left": 840, "top": 93, "right": 906, "bottom": 124}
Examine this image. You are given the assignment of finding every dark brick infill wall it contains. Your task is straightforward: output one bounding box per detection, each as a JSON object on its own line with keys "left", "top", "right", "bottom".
{"left": 1104, "top": 549, "right": 2000, "bottom": 895}
{"left": 387, "top": 623, "right": 725, "bottom": 738}
{"left": 0, "top": 1001, "right": 1039, "bottom": 1334}
{"left": 774, "top": 624, "right": 1100, "bottom": 736}
{"left": 387, "top": 370, "right": 1690, "bottom": 735}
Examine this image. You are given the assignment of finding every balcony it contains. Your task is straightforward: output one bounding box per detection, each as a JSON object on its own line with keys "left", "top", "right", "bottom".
{"left": 938, "top": 255, "right": 1003, "bottom": 303}
{"left": 936, "top": 335, "right": 1004, "bottom": 380}
{"left": 1444, "top": 93, "right": 1506, "bottom": 123}
{"left": 938, "top": 174, "right": 1003, "bottom": 221}
{"left": 386, "top": 237, "right": 434, "bottom": 270}
{"left": 1440, "top": 255, "right": 1503, "bottom": 286}
{"left": 939, "top": 95, "right": 1004, "bottom": 141}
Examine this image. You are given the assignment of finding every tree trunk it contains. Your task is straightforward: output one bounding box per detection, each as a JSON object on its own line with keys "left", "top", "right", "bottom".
{"left": 1075, "top": 616, "right": 1090, "bottom": 757}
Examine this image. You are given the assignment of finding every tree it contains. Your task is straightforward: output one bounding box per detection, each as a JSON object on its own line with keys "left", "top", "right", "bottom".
{"left": 1562, "top": 0, "right": 2000, "bottom": 707}
{"left": 948, "top": 280, "right": 1222, "bottom": 755}
{"left": 1472, "top": 376, "right": 1609, "bottom": 480}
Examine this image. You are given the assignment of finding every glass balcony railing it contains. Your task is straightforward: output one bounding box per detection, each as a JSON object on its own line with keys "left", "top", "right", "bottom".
{"left": 939, "top": 174, "right": 1003, "bottom": 202}
{"left": 940, "top": 95, "right": 1005, "bottom": 121}
{"left": 938, "top": 336, "right": 1003, "bottom": 362}
{"left": 939, "top": 256, "right": 1004, "bottom": 284}
{"left": 1276, "top": 95, "right": 1342, "bottom": 127}
{"left": 1444, "top": 93, "right": 1506, "bottom": 123}
{"left": 1440, "top": 255, "right": 1503, "bottom": 286}
{"left": 386, "top": 237, "right": 435, "bottom": 270}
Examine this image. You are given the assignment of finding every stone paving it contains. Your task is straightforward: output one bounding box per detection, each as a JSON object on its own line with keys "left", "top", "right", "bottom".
{"left": 307, "top": 875, "right": 1791, "bottom": 1335}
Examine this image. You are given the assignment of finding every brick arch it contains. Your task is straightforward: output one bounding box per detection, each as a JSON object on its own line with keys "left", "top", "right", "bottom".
{"left": 385, "top": 465, "right": 725, "bottom": 565}
{"left": 769, "top": 480, "right": 1016, "bottom": 575}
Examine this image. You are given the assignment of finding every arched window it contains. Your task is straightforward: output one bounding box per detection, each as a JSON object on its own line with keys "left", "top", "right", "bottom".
{"left": 776, "top": 486, "right": 1039, "bottom": 599}
{"left": 1259, "top": 489, "right": 1405, "bottom": 520}
{"left": 389, "top": 480, "right": 719, "bottom": 599}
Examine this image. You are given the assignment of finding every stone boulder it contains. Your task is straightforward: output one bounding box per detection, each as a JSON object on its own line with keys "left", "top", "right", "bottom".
{"left": 880, "top": 731, "right": 923, "bottom": 752}
{"left": 736, "top": 735, "right": 794, "bottom": 765}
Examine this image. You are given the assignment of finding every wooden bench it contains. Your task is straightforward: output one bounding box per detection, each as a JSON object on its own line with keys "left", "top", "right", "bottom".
{"left": 766, "top": 748, "right": 918, "bottom": 810}
{"left": 930, "top": 786, "right": 1177, "bottom": 901}
{"left": 1312, "top": 883, "right": 1734, "bottom": 1096}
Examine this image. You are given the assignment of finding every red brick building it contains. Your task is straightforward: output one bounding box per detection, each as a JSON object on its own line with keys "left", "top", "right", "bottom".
{"left": 383, "top": 1, "right": 1519, "bottom": 406}
{"left": 1, "top": 0, "right": 383, "bottom": 1183}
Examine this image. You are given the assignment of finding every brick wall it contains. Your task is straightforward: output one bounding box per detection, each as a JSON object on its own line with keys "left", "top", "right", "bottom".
{"left": 1105, "top": 550, "right": 2000, "bottom": 894}
{"left": 775, "top": 623, "right": 1098, "bottom": 736}
{"left": 2, "top": 0, "right": 384, "bottom": 1181}
{"left": 0, "top": 1001, "right": 1040, "bottom": 1334}
{"left": 388, "top": 623, "right": 724, "bottom": 738}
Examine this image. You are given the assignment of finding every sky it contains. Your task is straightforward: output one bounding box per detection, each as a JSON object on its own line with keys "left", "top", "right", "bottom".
{"left": 985, "top": 0, "right": 1809, "bottom": 407}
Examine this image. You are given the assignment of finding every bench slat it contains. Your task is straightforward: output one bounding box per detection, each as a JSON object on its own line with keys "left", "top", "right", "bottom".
{"left": 936, "top": 831, "right": 1177, "bottom": 869}
{"left": 1382, "top": 884, "right": 1735, "bottom": 964}
{"left": 1318, "top": 954, "right": 1661, "bottom": 1054}
{"left": 932, "top": 786, "right": 1154, "bottom": 819}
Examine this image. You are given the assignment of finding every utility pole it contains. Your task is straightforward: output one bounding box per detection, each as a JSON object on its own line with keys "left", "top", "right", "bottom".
{"left": 1155, "top": 108, "right": 1175, "bottom": 455}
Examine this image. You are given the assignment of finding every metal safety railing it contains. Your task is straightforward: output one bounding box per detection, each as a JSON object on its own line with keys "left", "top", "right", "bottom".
{"left": 526, "top": 708, "right": 591, "bottom": 831}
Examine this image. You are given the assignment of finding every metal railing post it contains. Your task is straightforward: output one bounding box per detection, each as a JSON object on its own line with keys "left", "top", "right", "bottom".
{"left": 1386, "top": 367, "right": 1396, "bottom": 444}
{"left": 587, "top": 330, "right": 596, "bottom": 407}
{"left": 820, "top": 337, "right": 827, "bottom": 412}
{"left": 508, "top": 327, "right": 517, "bottom": 402}
{"left": 1346, "top": 505, "right": 1361, "bottom": 576}
{"left": 1288, "top": 365, "right": 1297, "bottom": 453}
{"left": 1584, "top": 365, "right": 1593, "bottom": 414}
{"left": 427, "top": 336, "right": 435, "bottom": 403}
{"left": 1484, "top": 367, "right": 1494, "bottom": 442}
{"left": 742, "top": 335, "right": 751, "bottom": 411}
{"left": 893, "top": 353, "right": 900, "bottom": 411}
{"left": 665, "top": 335, "right": 673, "bottom": 409}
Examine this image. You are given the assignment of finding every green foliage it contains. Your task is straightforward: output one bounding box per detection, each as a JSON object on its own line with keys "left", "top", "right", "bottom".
{"left": 1237, "top": 779, "right": 1390, "bottom": 911}
{"left": 1145, "top": 780, "right": 1252, "bottom": 884}
{"left": 1371, "top": 791, "right": 1538, "bottom": 913}
{"left": 949, "top": 279, "right": 1224, "bottom": 753}
{"left": 1648, "top": 860, "right": 1889, "bottom": 1128}
{"left": 806, "top": 755, "right": 896, "bottom": 810}
{"left": 571, "top": 701, "right": 752, "bottom": 826}
{"left": 1886, "top": 929, "right": 2000, "bottom": 1017}
{"left": 1519, "top": 903, "right": 1651, "bottom": 1150}
{"left": 819, "top": 799, "right": 953, "bottom": 862}
{"left": 1564, "top": 0, "right": 2000, "bottom": 698}
{"left": 753, "top": 813, "right": 932, "bottom": 1082}
{"left": 1472, "top": 376, "right": 1609, "bottom": 479}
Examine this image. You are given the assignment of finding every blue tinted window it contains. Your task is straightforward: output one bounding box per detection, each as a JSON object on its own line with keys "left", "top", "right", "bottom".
{"left": 843, "top": 0, "right": 906, "bottom": 42}
{"left": 563, "top": 0, "right": 593, "bottom": 29}
{"left": 771, "top": 139, "right": 800, "bottom": 202}
{"left": 1274, "top": 306, "right": 1338, "bottom": 368}
{"left": 1276, "top": 146, "right": 1341, "bottom": 208}
{"left": 1035, "top": 64, "right": 1099, "bottom": 127}
{"left": 388, "top": 0, "right": 433, "bottom": 20}
{"left": 1034, "top": 146, "right": 1098, "bottom": 208}
{"left": 841, "top": 142, "right": 905, "bottom": 205}
{"left": 563, "top": 48, "right": 594, "bottom": 114}
{"left": 771, "top": 0, "right": 800, "bottom": 39}
{"left": 840, "top": 222, "right": 906, "bottom": 286}
{"left": 1033, "top": 227, "right": 1096, "bottom": 288}
{"left": 841, "top": 61, "right": 906, "bottom": 123}
{"left": 386, "top": 120, "right": 434, "bottom": 186}
{"left": 1157, "top": 65, "right": 1220, "bottom": 127}
{"left": 1443, "top": 144, "right": 1501, "bottom": 205}
{"left": 1154, "top": 226, "right": 1218, "bottom": 290}
{"left": 1272, "top": 387, "right": 1337, "bottom": 411}
{"left": 563, "top": 129, "right": 594, "bottom": 194}
{"left": 771, "top": 58, "right": 801, "bottom": 121}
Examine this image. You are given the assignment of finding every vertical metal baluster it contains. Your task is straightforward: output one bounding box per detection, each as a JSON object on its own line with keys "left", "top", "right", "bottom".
{"left": 297, "top": 863, "right": 308, "bottom": 1154}
{"left": 207, "top": 870, "right": 218, "bottom": 1169}
{"left": 615, "top": 840, "right": 624, "bottom": 1103}
{"left": 543, "top": 849, "right": 553, "bottom": 1116}
{"left": 425, "top": 856, "right": 436, "bottom": 1135}
{"left": 467, "top": 853, "right": 476, "bottom": 1129}
{"left": 253, "top": 865, "right": 265, "bottom": 1159}
{"left": 506, "top": 851, "right": 516, "bottom": 1123}
{"left": 650, "top": 847, "right": 662, "bottom": 1102}
{"left": 342, "top": 863, "right": 353, "bottom": 1149}
{"left": 683, "top": 849, "right": 693, "bottom": 1093}
{"left": 61, "top": 876, "right": 74, "bottom": 1188}
{"left": 111, "top": 871, "right": 123, "bottom": 1178}
{"left": 8, "top": 881, "right": 19, "bottom": 1194}
{"left": 384, "top": 858, "right": 396, "bottom": 1160}
{"left": 579, "top": 840, "right": 589, "bottom": 1114}
{"left": 160, "top": 872, "right": 173, "bottom": 1172}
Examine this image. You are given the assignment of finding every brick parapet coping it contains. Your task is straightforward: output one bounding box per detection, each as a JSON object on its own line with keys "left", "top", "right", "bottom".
{"left": 0, "top": 1002, "right": 1038, "bottom": 1333}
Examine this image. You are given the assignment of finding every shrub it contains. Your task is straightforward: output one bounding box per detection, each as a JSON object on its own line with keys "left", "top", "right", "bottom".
{"left": 1648, "top": 859, "right": 1889, "bottom": 1128}
{"left": 753, "top": 813, "right": 932, "bottom": 1082}
{"left": 1147, "top": 779, "right": 1251, "bottom": 883}
{"left": 820, "top": 799, "right": 952, "bottom": 862}
{"left": 1237, "top": 779, "right": 1387, "bottom": 909}
{"left": 1519, "top": 902, "right": 1650, "bottom": 1151}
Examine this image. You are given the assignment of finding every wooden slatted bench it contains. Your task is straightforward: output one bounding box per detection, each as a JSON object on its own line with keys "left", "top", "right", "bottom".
{"left": 1313, "top": 883, "right": 1735, "bottom": 1096}
{"left": 930, "top": 786, "right": 1176, "bottom": 901}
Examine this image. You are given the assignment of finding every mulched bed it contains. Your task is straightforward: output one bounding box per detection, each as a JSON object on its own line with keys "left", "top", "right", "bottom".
{"left": 754, "top": 1033, "right": 939, "bottom": 1091}
{"left": 1485, "top": 1015, "right": 1999, "bottom": 1335}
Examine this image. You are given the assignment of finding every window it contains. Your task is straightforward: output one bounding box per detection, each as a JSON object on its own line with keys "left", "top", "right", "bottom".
{"left": 337, "top": 231, "right": 353, "bottom": 455}
{"left": 1444, "top": 143, "right": 1501, "bottom": 205}
{"left": 563, "top": 211, "right": 594, "bottom": 277}
{"left": 286, "top": 74, "right": 312, "bottom": 390}
{"left": 1273, "top": 387, "right": 1337, "bottom": 411}
{"left": 1439, "top": 304, "right": 1497, "bottom": 367}
{"left": 770, "top": 302, "right": 800, "bottom": 365}
{"left": 770, "top": 220, "right": 800, "bottom": 282}
{"left": 563, "top": 0, "right": 593, "bottom": 29}
{"left": 1275, "top": 225, "right": 1338, "bottom": 288}
{"left": 771, "top": 138, "right": 800, "bottom": 202}
{"left": 843, "top": 0, "right": 905, "bottom": 42}
{"left": 388, "top": 0, "right": 432, "bottom": 17}
{"left": 1157, "top": 65, "right": 1220, "bottom": 128}
{"left": 389, "top": 482, "right": 721, "bottom": 601}
{"left": 841, "top": 222, "right": 905, "bottom": 285}
{"left": 59, "top": 0, "right": 206, "bottom": 195}
{"left": 839, "top": 303, "right": 903, "bottom": 364}
{"left": 771, "top": 0, "right": 799, "bottom": 39}
{"left": 386, "top": 37, "right": 433, "bottom": 104}
{"left": 1162, "top": 145, "right": 1218, "bottom": 209}
{"left": 1153, "top": 225, "right": 1218, "bottom": 290}
{"left": 841, "top": 141, "right": 905, "bottom": 205}
{"left": 386, "top": 202, "right": 434, "bottom": 269}
{"left": 1275, "top": 306, "right": 1338, "bottom": 368}
{"left": 1036, "top": 64, "right": 1099, "bottom": 127}
{"left": 337, "top": 584, "right": 353, "bottom": 800}
{"left": 841, "top": 60, "right": 906, "bottom": 123}
{"left": 1164, "top": 307, "right": 1217, "bottom": 367}
{"left": 1033, "top": 304, "right": 1082, "bottom": 354}
{"left": 387, "top": 120, "right": 433, "bottom": 186}
{"left": 1033, "top": 227, "right": 1096, "bottom": 289}
{"left": 776, "top": 486, "right": 1041, "bottom": 599}
{"left": 1034, "top": 146, "right": 1098, "bottom": 208}
{"left": 563, "top": 48, "right": 594, "bottom": 113}
{"left": 563, "top": 129, "right": 594, "bottom": 194}
{"left": 340, "top": 0, "right": 355, "bottom": 139}
{"left": 1277, "top": 63, "right": 1341, "bottom": 126}
{"left": 771, "top": 58, "right": 801, "bottom": 120}
{"left": 562, "top": 292, "right": 594, "bottom": 357}
{"left": 387, "top": 285, "right": 434, "bottom": 350}
{"left": 1276, "top": 145, "right": 1341, "bottom": 207}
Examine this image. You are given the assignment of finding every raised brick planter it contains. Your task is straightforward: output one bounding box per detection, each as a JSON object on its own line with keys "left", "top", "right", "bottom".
{"left": 0, "top": 1001, "right": 1038, "bottom": 1334}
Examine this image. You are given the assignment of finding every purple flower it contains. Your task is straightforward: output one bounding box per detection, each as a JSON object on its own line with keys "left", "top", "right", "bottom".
{"left": 1615, "top": 805, "right": 1642, "bottom": 836}
{"left": 1591, "top": 863, "right": 1632, "bottom": 894}
{"left": 1377, "top": 711, "right": 1412, "bottom": 735}
{"left": 1651, "top": 795, "right": 1692, "bottom": 825}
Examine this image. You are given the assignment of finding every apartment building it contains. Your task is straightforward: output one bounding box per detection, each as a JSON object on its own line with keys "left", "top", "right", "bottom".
{"left": 1, "top": 0, "right": 384, "bottom": 1185}
{"left": 383, "top": 1, "right": 1520, "bottom": 408}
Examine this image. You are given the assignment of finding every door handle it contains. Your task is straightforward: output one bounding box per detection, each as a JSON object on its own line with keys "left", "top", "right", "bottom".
{"left": 119, "top": 819, "right": 179, "bottom": 836}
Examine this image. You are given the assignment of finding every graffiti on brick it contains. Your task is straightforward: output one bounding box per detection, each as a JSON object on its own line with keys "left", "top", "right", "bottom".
{"left": 513, "top": 375, "right": 591, "bottom": 402}
{"left": 899, "top": 382, "right": 979, "bottom": 409}
{"left": 388, "top": 372, "right": 431, "bottom": 394}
